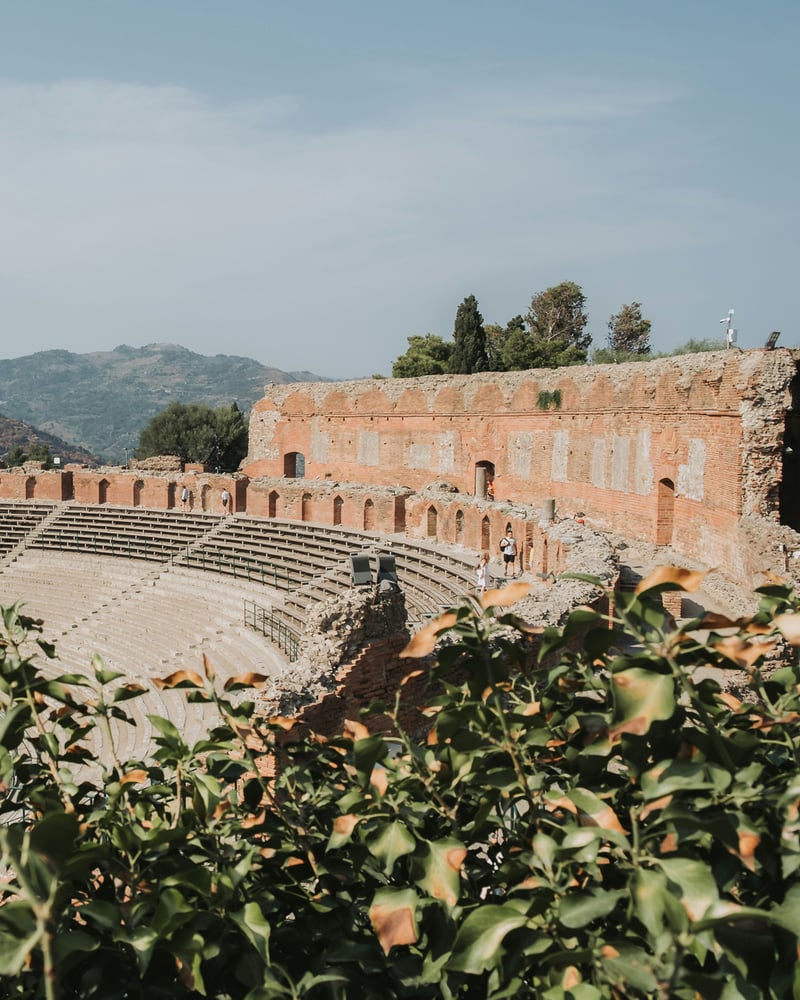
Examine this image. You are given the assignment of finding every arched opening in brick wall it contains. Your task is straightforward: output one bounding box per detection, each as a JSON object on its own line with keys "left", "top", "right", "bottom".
{"left": 167, "top": 483, "right": 176, "bottom": 509}
{"left": 427, "top": 506, "right": 438, "bottom": 539}
{"left": 98, "top": 479, "right": 109, "bottom": 504}
{"left": 656, "top": 478, "right": 675, "bottom": 546}
{"left": 363, "top": 498, "right": 375, "bottom": 531}
{"left": 333, "top": 495, "right": 343, "bottom": 526}
{"left": 25, "top": 477, "right": 35, "bottom": 500}
{"left": 481, "top": 515, "right": 491, "bottom": 550}
{"left": 283, "top": 452, "right": 305, "bottom": 478}
{"left": 269, "top": 491, "right": 279, "bottom": 518}
{"left": 301, "top": 492, "right": 312, "bottom": 522}
{"left": 455, "top": 509, "right": 464, "bottom": 544}
{"left": 474, "top": 460, "right": 495, "bottom": 499}
{"left": 393, "top": 496, "right": 406, "bottom": 533}
{"left": 200, "top": 484, "right": 211, "bottom": 512}
{"left": 133, "top": 480, "right": 144, "bottom": 506}
{"left": 235, "top": 480, "right": 248, "bottom": 513}
{"left": 780, "top": 371, "right": 800, "bottom": 532}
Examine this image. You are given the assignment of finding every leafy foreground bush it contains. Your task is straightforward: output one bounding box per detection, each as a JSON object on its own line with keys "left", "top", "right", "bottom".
{"left": 2, "top": 569, "right": 800, "bottom": 999}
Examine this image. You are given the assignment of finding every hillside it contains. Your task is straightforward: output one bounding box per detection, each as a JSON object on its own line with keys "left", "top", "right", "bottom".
{"left": 0, "top": 344, "right": 327, "bottom": 464}
{"left": 0, "top": 413, "right": 99, "bottom": 466}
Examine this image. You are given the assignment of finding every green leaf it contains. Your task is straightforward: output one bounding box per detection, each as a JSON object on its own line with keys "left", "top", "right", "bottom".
{"left": 414, "top": 838, "right": 466, "bottom": 908}
{"left": 658, "top": 857, "right": 720, "bottom": 922}
{"left": 231, "top": 901, "right": 272, "bottom": 964}
{"left": 609, "top": 667, "right": 676, "bottom": 737}
{"left": 366, "top": 820, "right": 416, "bottom": 873}
{"left": 449, "top": 905, "right": 528, "bottom": 973}
{"left": 30, "top": 811, "right": 80, "bottom": 869}
{"left": 558, "top": 888, "right": 626, "bottom": 928}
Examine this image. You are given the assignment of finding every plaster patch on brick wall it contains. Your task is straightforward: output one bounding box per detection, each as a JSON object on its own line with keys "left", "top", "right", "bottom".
{"left": 438, "top": 431, "right": 456, "bottom": 473}
{"left": 634, "top": 429, "right": 654, "bottom": 496}
{"left": 677, "top": 438, "right": 705, "bottom": 501}
{"left": 311, "top": 423, "right": 329, "bottom": 463}
{"left": 409, "top": 442, "right": 431, "bottom": 468}
{"left": 591, "top": 438, "right": 606, "bottom": 488}
{"left": 551, "top": 430, "right": 569, "bottom": 483}
{"left": 358, "top": 430, "right": 379, "bottom": 466}
{"left": 251, "top": 411, "right": 281, "bottom": 459}
{"left": 509, "top": 432, "right": 533, "bottom": 479}
{"left": 610, "top": 435, "right": 631, "bottom": 491}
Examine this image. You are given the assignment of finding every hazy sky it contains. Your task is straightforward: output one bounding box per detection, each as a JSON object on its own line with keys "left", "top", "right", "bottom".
{"left": 1, "top": 1, "right": 797, "bottom": 377}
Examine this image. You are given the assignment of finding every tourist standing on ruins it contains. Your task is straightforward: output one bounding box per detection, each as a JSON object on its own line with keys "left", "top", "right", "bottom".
{"left": 499, "top": 528, "right": 517, "bottom": 577}
{"left": 221, "top": 488, "right": 230, "bottom": 514}
{"left": 181, "top": 485, "right": 188, "bottom": 510}
{"left": 476, "top": 551, "right": 489, "bottom": 593}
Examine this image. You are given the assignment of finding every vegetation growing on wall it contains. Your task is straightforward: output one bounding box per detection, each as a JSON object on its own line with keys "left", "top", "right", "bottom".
{"left": 1, "top": 569, "right": 800, "bottom": 997}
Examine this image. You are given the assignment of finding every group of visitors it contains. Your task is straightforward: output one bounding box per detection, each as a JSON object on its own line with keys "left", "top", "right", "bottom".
{"left": 476, "top": 528, "right": 521, "bottom": 593}
{"left": 178, "top": 486, "right": 232, "bottom": 513}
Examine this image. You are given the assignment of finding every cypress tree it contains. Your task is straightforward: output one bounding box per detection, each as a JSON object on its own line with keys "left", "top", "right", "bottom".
{"left": 450, "top": 295, "right": 489, "bottom": 374}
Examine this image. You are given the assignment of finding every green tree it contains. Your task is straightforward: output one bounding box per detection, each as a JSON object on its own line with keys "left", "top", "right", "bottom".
{"left": 607, "top": 301, "right": 651, "bottom": 355}
{"left": 27, "top": 442, "right": 53, "bottom": 468}
{"left": 449, "top": 294, "right": 489, "bottom": 374}
{"left": 135, "top": 401, "right": 248, "bottom": 470}
{"left": 4, "top": 445, "right": 26, "bottom": 467}
{"left": 391, "top": 334, "right": 453, "bottom": 378}
{"left": 523, "top": 280, "right": 591, "bottom": 368}
{"left": 668, "top": 337, "right": 727, "bottom": 356}
{"left": 486, "top": 315, "right": 525, "bottom": 371}
{"left": 2, "top": 568, "right": 800, "bottom": 997}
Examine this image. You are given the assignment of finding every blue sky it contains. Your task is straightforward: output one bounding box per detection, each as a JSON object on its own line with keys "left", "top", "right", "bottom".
{"left": 0, "top": 1, "right": 797, "bottom": 377}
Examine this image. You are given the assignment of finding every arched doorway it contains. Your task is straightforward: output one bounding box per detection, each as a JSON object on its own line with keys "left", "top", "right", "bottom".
{"left": 133, "top": 480, "right": 144, "bottom": 507}
{"left": 25, "top": 477, "right": 36, "bottom": 500}
{"left": 455, "top": 509, "right": 465, "bottom": 544}
{"left": 269, "top": 490, "right": 279, "bottom": 518}
{"left": 393, "top": 496, "right": 406, "bottom": 533}
{"left": 333, "top": 495, "right": 343, "bottom": 526}
{"left": 301, "top": 492, "right": 312, "bottom": 522}
{"left": 201, "top": 484, "right": 212, "bottom": 511}
{"left": 426, "top": 506, "right": 438, "bottom": 539}
{"left": 656, "top": 478, "right": 675, "bottom": 546}
{"left": 475, "top": 460, "right": 495, "bottom": 499}
{"left": 284, "top": 452, "right": 305, "bottom": 478}
{"left": 481, "top": 515, "right": 491, "bottom": 551}
{"left": 363, "top": 498, "right": 375, "bottom": 531}
{"left": 98, "top": 479, "right": 110, "bottom": 504}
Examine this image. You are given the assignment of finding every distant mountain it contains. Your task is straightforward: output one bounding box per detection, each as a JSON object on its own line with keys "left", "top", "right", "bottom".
{"left": 0, "top": 344, "right": 328, "bottom": 464}
{"left": 0, "top": 413, "right": 99, "bottom": 466}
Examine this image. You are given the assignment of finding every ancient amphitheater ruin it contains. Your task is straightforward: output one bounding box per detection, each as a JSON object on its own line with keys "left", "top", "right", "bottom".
{"left": 2, "top": 348, "right": 799, "bottom": 756}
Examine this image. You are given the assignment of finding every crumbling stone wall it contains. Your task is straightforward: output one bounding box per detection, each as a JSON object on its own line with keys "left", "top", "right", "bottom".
{"left": 245, "top": 350, "right": 799, "bottom": 575}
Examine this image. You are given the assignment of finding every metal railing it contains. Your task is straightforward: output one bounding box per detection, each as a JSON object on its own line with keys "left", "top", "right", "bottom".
{"left": 244, "top": 600, "right": 300, "bottom": 662}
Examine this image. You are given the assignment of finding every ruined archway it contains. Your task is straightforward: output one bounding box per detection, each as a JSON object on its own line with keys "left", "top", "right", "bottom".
{"left": 475, "top": 460, "right": 495, "bottom": 499}
{"left": 481, "top": 515, "right": 491, "bottom": 551}
{"left": 393, "top": 495, "right": 406, "bottom": 533}
{"left": 284, "top": 452, "right": 305, "bottom": 478}
{"left": 268, "top": 490, "right": 279, "bottom": 518}
{"left": 333, "top": 495, "right": 343, "bottom": 526}
{"left": 426, "top": 506, "right": 438, "bottom": 539}
{"left": 167, "top": 483, "right": 176, "bottom": 509}
{"left": 656, "top": 478, "right": 675, "bottom": 546}
{"left": 25, "top": 477, "right": 36, "bottom": 500}
{"left": 98, "top": 479, "right": 110, "bottom": 505}
{"left": 301, "top": 492, "right": 312, "bottom": 522}
{"left": 455, "top": 509, "right": 465, "bottom": 544}
{"left": 363, "top": 498, "right": 375, "bottom": 531}
{"left": 133, "top": 480, "right": 144, "bottom": 507}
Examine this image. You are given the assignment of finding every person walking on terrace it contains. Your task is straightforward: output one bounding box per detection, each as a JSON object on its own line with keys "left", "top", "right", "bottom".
{"left": 476, "top": 551, "right": 490, "bottom": 593}
{"left": 499, "top": 528, "right": 517, "bottom": 577}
